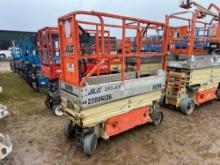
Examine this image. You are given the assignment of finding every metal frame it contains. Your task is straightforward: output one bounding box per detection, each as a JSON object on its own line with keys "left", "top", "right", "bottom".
{"left": 166, "top": 7, "right": 220, "bottom": 56}
{"left": 38, "top": 27, "right": 61, "bottom": 80}
{"left": 58, "top": 11, "right": 168, "bottom": 87}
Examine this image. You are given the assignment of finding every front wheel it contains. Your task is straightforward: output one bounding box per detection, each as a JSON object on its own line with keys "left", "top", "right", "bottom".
{"left": 83, "top": 133, "right": 97, "bottom": 155}
{"left": 180, "top": 98, "right": 195, "bottom": 115}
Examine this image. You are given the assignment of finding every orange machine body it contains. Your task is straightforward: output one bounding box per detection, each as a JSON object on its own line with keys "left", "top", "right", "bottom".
{"left": 196, "top": 87, "right": 218, "bottom": 105}
{"left": 38, "top": 27, "right": 61, "bottom": 80}
{"left": 104, "top": 106, "right": 150, "bottom": 137}
{"left": 166, "top": 10, "right": 220, "bottom": 56}
{"left": 58, "top": 11, "right": 168, "bottom": 87}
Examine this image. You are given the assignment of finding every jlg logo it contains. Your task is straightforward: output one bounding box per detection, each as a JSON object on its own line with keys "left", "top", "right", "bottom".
{"left": 65, "top": 45, "right": 74, "bottom": 54}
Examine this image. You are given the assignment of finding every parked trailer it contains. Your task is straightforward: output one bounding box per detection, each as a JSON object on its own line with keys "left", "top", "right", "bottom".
{"left": 58, "top": 11, "right": 167, "bottom": 155}
{"left": 38, "top": 27, "right": 63, "bottom": 116}
{"left": 17, "top": 36, "right": 48, "bottom": 91}
{"left": 162, "top": 0, "right": 220, "bottom": 115}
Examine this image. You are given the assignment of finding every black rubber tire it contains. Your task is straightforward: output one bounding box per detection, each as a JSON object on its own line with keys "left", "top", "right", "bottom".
{"left": 52, "top": 104, "right": 63, "bottom": 116}
{"left": 216, "top": 88, "right": 220, "bottom": 100}
{"left": 180, "top": 98, "right": 195, "bottom": 115}
{"left": 151, "top": 110, "right": 163, "bottom": 126}
{"left": 83, "top": 133, "right": 97, "bottom": 155}
{"left": 159, "top": 95, "right": 166, "bottom": 107}
{"left": 0, "top": 54, "right": 6, "bottom": 60}
{"left": 64, "top": 120, "right": 75, "bottom": 138}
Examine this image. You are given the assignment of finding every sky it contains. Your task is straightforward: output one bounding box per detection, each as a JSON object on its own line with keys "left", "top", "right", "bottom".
{"left": 0, "top": 0, "right": 219, "bottom": 32}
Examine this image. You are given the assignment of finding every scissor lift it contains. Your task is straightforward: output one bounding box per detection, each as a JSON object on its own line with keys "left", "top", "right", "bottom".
{"left": 17, "top": 36, "right": 48, "bottom": 91}
{"left": 38, "top": 27, "right": 63, "bottom": 116}
{"left": 163, "top": 1, "right": 220, "bottom": 115}
{"left": 58, "top": 11, "right": 167, "bottom": 155}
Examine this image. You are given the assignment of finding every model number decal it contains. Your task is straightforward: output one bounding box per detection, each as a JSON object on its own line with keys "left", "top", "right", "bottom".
{"left": 88, "top": 84, "right": 122, "bottom": 95}
{"left": 88, "top": 94, "right": 112, "bottom": 105}
{"left": 104, "top": 84, "right": 122, "bottom": 91}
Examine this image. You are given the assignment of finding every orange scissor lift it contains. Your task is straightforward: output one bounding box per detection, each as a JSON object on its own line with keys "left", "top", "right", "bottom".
{"left": 162, "top": 0, "right": 220, "bottom": 115}
{"left": 58, "top": 11, "right": 167, "bottom": 155}
{"left": 38, "top": 27, "right": 64, "bottom": 116}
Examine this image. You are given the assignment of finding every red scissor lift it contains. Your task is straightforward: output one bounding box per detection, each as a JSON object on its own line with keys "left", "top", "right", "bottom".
{"left": 38, "top": 27, "right": 63, "bottom": 116}
{"left": 163, "top": 1, "right": 220, "bottom": 115}
{"left": 58, "top": 11, "right": 167, "bottom": 155}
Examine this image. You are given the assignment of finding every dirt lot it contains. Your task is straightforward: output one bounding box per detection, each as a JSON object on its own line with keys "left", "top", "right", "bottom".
{"left": 1, "top": 72, "right": 220, "bottom": 165}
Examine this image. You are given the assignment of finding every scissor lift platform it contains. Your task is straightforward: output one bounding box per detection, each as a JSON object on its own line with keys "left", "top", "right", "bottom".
{"left": 58, "top": 10, "right": 167, "bottom": 155}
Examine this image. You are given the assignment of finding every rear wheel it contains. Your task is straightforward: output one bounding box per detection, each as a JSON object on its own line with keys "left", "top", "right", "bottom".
{"left": 52, "top": 104, "right": 63, "bottom": 116}
{"left": 180, "top": 98, "right": 195, "bottom": 115}
{"left": 83, "top": 133, "right": 97, "bottom": 155}
{"left": 64, "top": 120, "right": 75, "bottom": 138}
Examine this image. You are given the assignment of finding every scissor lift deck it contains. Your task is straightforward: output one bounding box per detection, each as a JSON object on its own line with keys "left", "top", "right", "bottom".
{"left": 168, "top": 55, "right": 220, "bottom": 69}
{"left": 60, "top": 70, "right": 165, "bottom": 109}
{"left": 59, "top": 11, "right": 167, "bottom": 155}
{"left": 164, "top": 1, "right": 220, "bottom": 115}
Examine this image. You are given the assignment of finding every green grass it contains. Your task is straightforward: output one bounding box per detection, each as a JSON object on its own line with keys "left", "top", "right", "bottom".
{"left": 0, "top": 72, "right": 46, "bottom": 117}
{"left": 0, "top": 72, "right": 41, "bottom": 102}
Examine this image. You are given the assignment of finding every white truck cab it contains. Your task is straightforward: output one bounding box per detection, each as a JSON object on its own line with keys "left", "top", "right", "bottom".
{"left": 0, "top": 47, "right": 20, "bottom": 60}
{"left": 0, "top": 48, "right": 12, "bottom": 60}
